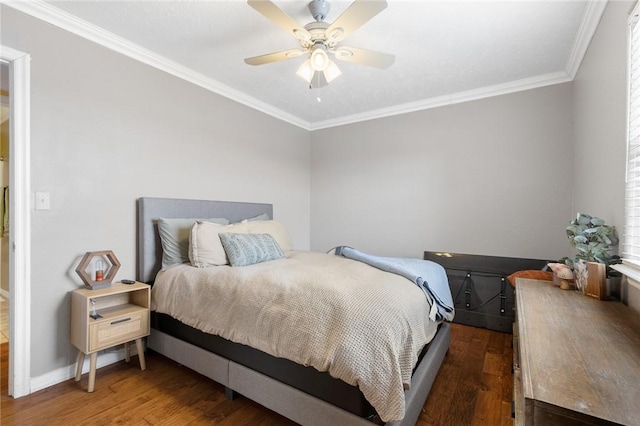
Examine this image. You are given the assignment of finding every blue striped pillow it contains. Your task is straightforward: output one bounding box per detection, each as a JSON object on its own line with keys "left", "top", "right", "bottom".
{"left": 219, "top": 233, "right": 285, "bottom": 267}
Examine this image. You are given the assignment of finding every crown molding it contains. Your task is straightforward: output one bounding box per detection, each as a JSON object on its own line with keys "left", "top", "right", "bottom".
{"left": 3, "top": 0, "right": 312, "bottom": 130}
{"left": 4, "top": 0, "right": 605, "bottom": 132}
{"left": 565, "top": 0, "right": 608, "bottom": 79}
{"left": 310, "top": 71, "right": 573, "bottom": 131}
{"left": 312, "top": 0, "right": 606, "bottom": 131}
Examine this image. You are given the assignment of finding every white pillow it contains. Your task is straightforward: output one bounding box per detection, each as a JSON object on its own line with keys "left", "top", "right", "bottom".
{"left": 189, "top": 221, "right": 249, "bottom": 267}
{"left": 246, "top": 220, "right": 293, "bottom": 251}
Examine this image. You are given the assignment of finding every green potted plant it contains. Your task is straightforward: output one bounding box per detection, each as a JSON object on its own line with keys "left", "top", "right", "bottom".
{"left": 563, "top": 213, "right": 621, "bottom": 294}
{"left": 565, "top": 213, "right": 619, "bottom": 265}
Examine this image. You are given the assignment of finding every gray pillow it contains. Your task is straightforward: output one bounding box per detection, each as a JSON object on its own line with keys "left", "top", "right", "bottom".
{"left": 158, "top": 217, "right": 229, "bottom": 270}
{"left": 244, "top": 212, "right": 270, "bottom": 221}
{"left": 219, "top": 232, "right": 284, "bottom": 267}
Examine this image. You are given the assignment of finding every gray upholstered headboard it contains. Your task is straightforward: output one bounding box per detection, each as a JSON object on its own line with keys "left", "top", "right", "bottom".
{"left": 136, "top": 197, "right": 273, "bottom": 284}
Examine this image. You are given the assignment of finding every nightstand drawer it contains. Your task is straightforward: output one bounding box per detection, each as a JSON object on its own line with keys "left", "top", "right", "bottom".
{"left": 89, "top": 310, "right": 149, "bottom": 352}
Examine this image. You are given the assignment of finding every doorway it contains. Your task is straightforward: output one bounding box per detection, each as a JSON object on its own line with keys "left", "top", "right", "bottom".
{"left": 0, "top": 45, "right": 31, "bottom": 399}
{"left": 0, "top": 61, "right": 9, "bottom": 396}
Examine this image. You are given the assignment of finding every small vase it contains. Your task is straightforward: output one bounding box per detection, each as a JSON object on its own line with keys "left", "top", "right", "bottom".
{"left": 574, "top": 259, "right": 588, "bottom": 294}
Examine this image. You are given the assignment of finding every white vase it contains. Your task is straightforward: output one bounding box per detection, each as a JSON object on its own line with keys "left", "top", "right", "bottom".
{"left": 574, "top": 259, "right": 588, "bottom": 294}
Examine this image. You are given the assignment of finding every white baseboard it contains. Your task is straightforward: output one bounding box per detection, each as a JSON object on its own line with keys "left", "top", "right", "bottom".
{"left": 29, "top": 344, "right": 140, "bottom": 393}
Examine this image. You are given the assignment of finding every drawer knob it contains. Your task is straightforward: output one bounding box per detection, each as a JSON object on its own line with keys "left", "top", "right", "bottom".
{"left": 111, "top": 317, "right": 131, "bottom": 325}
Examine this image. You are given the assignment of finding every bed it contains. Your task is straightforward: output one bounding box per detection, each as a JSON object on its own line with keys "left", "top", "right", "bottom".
{"left": 136, "top": 197, "right": 451, "bottom": 425}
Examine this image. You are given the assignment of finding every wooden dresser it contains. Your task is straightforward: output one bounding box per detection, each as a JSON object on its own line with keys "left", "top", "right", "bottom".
{"left": 513, "top": 278, "right": 640, "bottom": 425}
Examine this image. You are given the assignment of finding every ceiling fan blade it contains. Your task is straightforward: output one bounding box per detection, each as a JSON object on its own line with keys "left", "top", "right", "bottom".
{"left": 247, "top": 0, "right": 311, "bottom": 42}
{"left": 326, "top": 0, "right": 387, "bottom": 43}
{"left": 245, "top": 49, "right": 307, "bottom": 66}
{"left": 333, "top": 46, "right": 394, "bottom": 69}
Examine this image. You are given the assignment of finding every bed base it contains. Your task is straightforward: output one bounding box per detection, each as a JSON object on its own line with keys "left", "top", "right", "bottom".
{"left": 151, "top": 311, "right": 375, "bottom": 416}
{"left": 148, "top": 322, "right": 450, "bottom": 426}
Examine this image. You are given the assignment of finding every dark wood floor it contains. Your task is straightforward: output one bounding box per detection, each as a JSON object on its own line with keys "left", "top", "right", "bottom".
{"left": 1, "top": 323, "right": 513, "bottom": 425}
{"left": 1, "top": 341, "right": 7, "bottom": 402}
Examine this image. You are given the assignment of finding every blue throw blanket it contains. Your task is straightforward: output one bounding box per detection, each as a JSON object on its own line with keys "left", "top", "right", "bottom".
{"left": 336, "top": 247, "right": 455, "bottom": 322}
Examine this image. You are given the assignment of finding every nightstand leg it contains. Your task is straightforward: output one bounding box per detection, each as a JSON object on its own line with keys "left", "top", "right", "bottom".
{"left": 87, "top": 352, "right": 97, "bottom": 392}
{"left": 135, "top": 338, "right": 146, "bottom": 370}
{"left": 124, "top": 342, "right": 130, "bottom": 362}
{"left": 75, "top": 351, "right": 84, "bottom": 382}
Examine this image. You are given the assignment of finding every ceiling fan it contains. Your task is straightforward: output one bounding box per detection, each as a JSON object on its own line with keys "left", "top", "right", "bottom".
{"left": 244, "top": 0, "right": 394, "bottom": 88}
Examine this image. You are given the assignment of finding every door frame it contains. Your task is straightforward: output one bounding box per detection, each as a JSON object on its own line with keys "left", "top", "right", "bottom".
{"left": 1, "top": 44, "right": 31, "bottom": 398}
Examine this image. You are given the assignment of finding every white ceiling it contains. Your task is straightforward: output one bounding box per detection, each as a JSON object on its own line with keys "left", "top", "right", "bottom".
{"left": 11, "top": 1, "right": 605, "bottom": 130}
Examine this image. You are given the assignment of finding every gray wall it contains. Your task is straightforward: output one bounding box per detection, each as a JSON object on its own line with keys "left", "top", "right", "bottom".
{"left": 572, "top": 1, "right": 631, "bottom": 241}
{"left": 1, "top": 7, "right": 311, "bottom": 377}
{"left": 572, "top": 1, "right": 636, "bottom": 306}
{"left": 311, "top": 83, "right": 575, "bottom": 261}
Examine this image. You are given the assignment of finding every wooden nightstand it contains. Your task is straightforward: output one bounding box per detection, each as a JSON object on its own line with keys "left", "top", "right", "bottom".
{"left": 71, "top": 282, "right": 150, "bottom": 392}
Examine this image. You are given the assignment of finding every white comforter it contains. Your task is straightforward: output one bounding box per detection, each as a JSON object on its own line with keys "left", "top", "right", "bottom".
{"left": 151, "top": 250, "right": 439, "bottom": 422}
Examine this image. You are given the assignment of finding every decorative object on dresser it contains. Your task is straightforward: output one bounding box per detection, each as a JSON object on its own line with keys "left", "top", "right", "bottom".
{"left": 585, "top": 261, "right": 607, "bottom": 300}
{"left": 564, "top": 212, "right": 620, "bottom": 299}
{"left": 71, "top": 282, "right": 150, "bottom": 392}
{"left": 546, "top": 263, "right": 574, "bottom": 290}
{"left": 506, "top": 269, "right": 553, "bottom": 286}
{"left": 75, "top": 250, "right": 121, "bottom": 289}
{"left": 513, "top": 278, "right": 640, "bottom": 424}
{"left": 424, "top": 251, "right": 550, "bottom": 333}
{"left": 572, "top": 259, "right": 589, "bottom": 294}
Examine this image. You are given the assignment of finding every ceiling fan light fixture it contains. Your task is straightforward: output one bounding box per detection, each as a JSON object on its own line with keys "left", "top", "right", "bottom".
{"left": 324, "top": 60, "right": 341, "bottom": 83}
{"left": 296, "top": 59, "right": 314, "bottom": 83}
{"left": 297, "top": 58, "right": 341, "bottom": 85}
{"left": 246, "top": 0, "right": 391, "bottom": 90}
{"left": 310, "top": 44, "right": 329, "bottom": 71}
